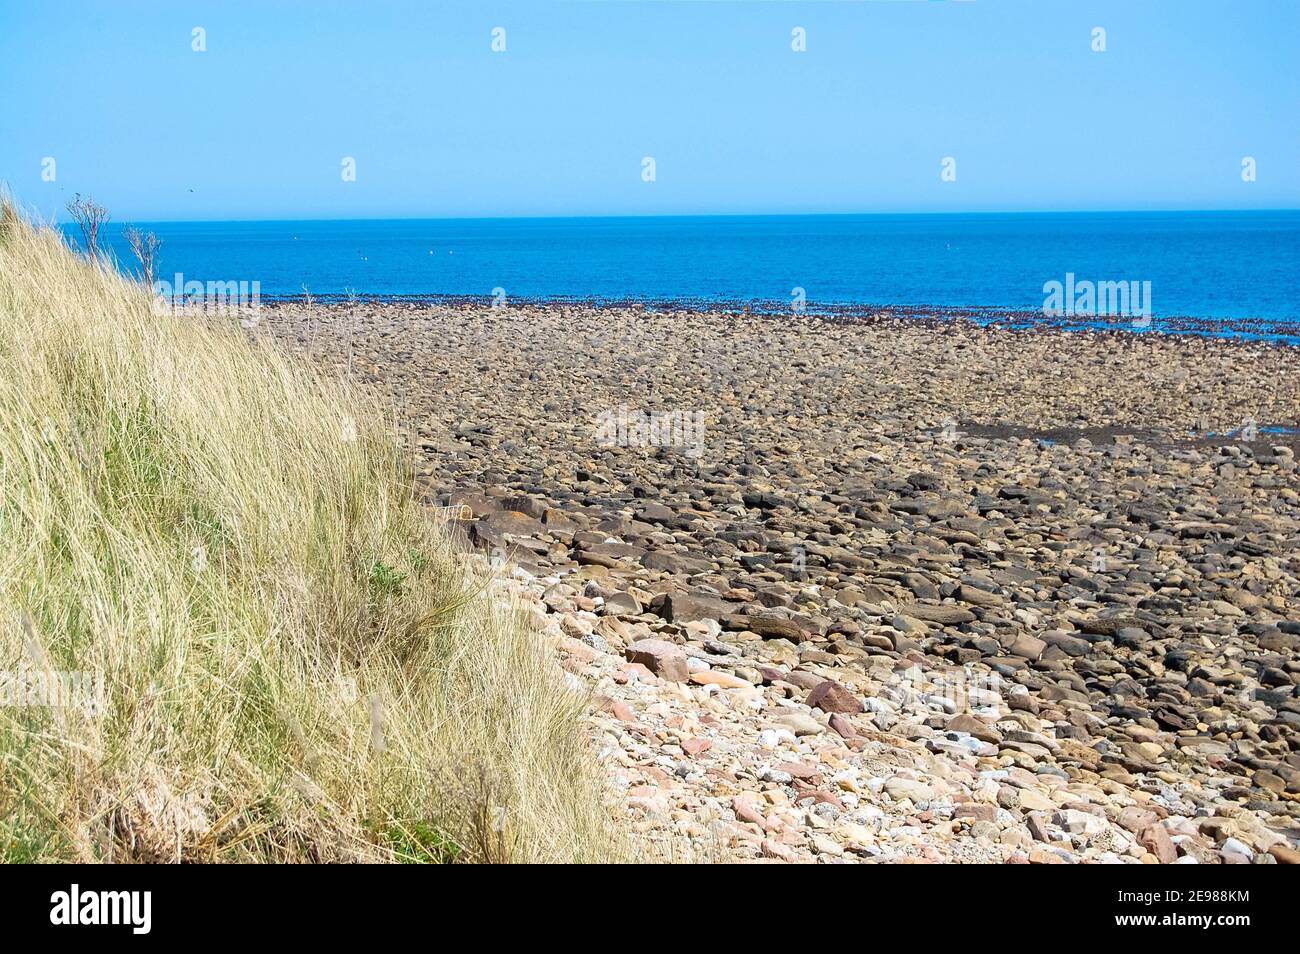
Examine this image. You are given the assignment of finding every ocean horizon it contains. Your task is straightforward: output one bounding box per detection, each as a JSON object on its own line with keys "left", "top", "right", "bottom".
{"left": 70, "top": 210, "right": 1300, "bottom": 334}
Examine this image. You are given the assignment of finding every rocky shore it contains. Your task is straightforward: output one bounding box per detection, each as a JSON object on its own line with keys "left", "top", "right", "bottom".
{"left": 260, "top": 300, "right": 1299, "bottom": 864}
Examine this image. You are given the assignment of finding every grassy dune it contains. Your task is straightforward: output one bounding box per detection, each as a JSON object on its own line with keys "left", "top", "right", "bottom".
{"left": 0, "top": 206, "right": 626, "bottom": 863}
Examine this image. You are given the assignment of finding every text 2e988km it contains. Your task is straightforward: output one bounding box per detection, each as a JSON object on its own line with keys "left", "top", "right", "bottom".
{"left": 1177, "top": 892, "right": 1250, "bottom": 903}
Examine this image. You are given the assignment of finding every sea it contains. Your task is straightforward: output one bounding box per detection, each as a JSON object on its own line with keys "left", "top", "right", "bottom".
{"left": 72, "top": 210, "right": 1300, "bottom": 341}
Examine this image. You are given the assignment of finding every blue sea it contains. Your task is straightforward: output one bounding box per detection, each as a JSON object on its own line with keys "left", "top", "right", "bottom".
{"left": 76, "top": 211, "right": 1300, "bottom": 338}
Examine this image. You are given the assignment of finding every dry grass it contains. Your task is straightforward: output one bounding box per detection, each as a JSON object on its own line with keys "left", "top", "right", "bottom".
{"left": 0, "top": 204, "right": 629, "bottom": 863}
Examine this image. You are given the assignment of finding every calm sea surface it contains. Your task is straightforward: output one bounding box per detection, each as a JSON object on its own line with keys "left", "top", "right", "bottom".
{"left": 73, "top": 211, "right": 1300, "bottom": 333}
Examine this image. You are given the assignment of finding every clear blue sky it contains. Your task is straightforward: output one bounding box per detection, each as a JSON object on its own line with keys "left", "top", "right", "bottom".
{"left": 2, "top": 0, "right": 1296, "bottom": 221}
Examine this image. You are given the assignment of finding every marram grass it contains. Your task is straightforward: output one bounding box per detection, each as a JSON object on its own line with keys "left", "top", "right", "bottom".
{"left": 0, "top": 205, "right": 627, "bottom": 862}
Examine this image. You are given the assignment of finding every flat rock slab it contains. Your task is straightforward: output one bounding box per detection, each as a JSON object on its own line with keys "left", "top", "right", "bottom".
{"left": 652, "top": 592, "right": 732, "bottom": 623}
{"left": 899, "top": 602, "right": 978, "bottom": 625}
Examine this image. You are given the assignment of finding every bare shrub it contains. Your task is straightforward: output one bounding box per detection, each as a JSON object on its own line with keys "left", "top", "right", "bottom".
{"left": 123, "top": 225, "right": 162, "bottom": 287}
{"left": 65, "top": 193, "right": 109, "bottom": 263}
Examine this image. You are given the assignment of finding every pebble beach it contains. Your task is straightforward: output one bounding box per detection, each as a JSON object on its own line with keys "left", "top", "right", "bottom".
{"left": 263, "top": 301, "right": 1300, "bottom": 864}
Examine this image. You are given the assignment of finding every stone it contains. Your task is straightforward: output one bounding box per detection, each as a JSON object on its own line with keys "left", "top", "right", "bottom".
{"left": 737, "top": 615, "right": 809, "bottom": 643}
{"left": 954, "top": 803, "right": 998, "bottom": 823}
{"left": 957, "top": 584, "right": 1004, "bottom": 607}
{"left": 884, "top": 778, "right": 933, "bottom": 803}
{"left": 1026, "top": 813, "right": 1053, "bottom": 842}
{"left": 681, "top": 737, "right": 712, "bottom": 758}
{"left": 1008, "top": 633, "right": 1047, "bottom": 660}
{"left": 828, "top": 713, "right": 859, "bottom": 740}
{"left": 653, "top": 592, "right": 730, "bottom": 623}
{"left": 624, "top": 638, "right": 689, "bottom": 682}
{"left": 1117, "top": 807, "right": 1159, "bottom": 833}
{"left": 690, "top": 670, "right": 751, "bottom": 689}
{"left": 1055, "top": 809, "right": 1106, "bottom": 836}
{"left": 733, "top": 796, "right": 767, "bottom": 827}
{"left": 603, "top": 591, "right": 643, "bottom": 616}
{"left": 773, "top": 712, "right": 824, "bottom": 737}
{"left": 1018, "top": 789, "right": 1055, "bottom": 813}
{"left": 899, "top": 603, "right": 977, "bottom": 625}
{"left": 1139, "top": 823, "right": 1178, "bottom": 864}
{"left": 807, "top": 679, "right": 865, "bottom": 714}
{"left": 946, "top": 713, "right": 1002, "bottom": 744}
{"left": 1269, "top": 844, "right": 1300, "bottom": 865}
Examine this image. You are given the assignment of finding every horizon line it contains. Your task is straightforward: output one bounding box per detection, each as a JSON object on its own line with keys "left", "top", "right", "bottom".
{"left": 46, "top": 206, "right": 1300, "bottom": 227}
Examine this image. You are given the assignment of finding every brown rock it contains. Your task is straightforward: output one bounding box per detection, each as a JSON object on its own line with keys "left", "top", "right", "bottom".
{"left": 624, "top": 638, "right": 689, "bottom": 682}
{"left": 807, "top": 679, "right": 864, "bottom": 714}
{"left": 1269, "top": 843, "right": 1300, "bottom": 865}
{"left": 736, "top": 615, "right": 809, "bottom": 643}
{"left": 898, "top": 602, "right": 977, "bottom": 625}
{"left": 733, "top": 796, "right": 767, "bottom": 827}
{"left": 946, "top": 713, "right": 1003, "bottom": 744}
{"left": 681, "top": 737, "right": 713, "bottom": 758}
{"left": 779, "top": 669, "right": 826, "bottom": 691}
{"left": 775, "top": 761, "right": 820, "bottom": 780}
{"left": 1117, "top": 807, "right": 1159, "bottom": 833}
{"left": 828, "top": 712, "right": 859, "bottom": 740}
{"left": 956, "top": 584, "right": 1004, "bottom": 607}
{"left": 602, "top": 591, "right": 643, "bottom": 616}
{"left": 954, "top": 803, "right": 998, "bottom": 823}
{"left": 1139, "top": 823, "right": 1178, "bottom": 864}
{"left": 653, "top": 591, "right": 730, "bottom": 623}
{"left": 480, "top": 509, "right": 544, "bottom": 536}
{"left": 761, "top": 839, "right": 797, "bottom": 861}
{"left": 1008, "top": 633, "right": 1047, "bottom": 660}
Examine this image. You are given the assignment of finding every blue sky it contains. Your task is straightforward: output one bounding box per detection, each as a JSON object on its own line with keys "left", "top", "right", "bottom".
{"left": 2, "top": 0, "right": 1296, "bottom": 221}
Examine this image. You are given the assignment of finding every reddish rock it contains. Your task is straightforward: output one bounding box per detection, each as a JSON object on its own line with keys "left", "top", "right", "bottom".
{"left": 733, "top": 796, "right": 767, "bottom": 827}
{"left": 615, "top": 662, "right": 654, "bottom": 683}
{"left": 780, "top": 670, "right": 826, "bottom": 691}
{"left": 1139, "top": 823, "right": 1178, "bottom": 864}
{"left": 953, "top": 803, "right": 999, "bottom": 823}
{"left": 792, "top": 780, "right": 840, "bottom": 807}
{"left": 761, "top": 839, "right": 797, "bottom": 861}
{"left": 828, "top": 713, "right": 859, "bottom": 740}
{"left": 774, "top": 761, "right": 819, "bottom": 780}
{"left": 639, "top": 766, "right": 674, "bottom": 787}
{"left": 946, "top": 713, "right": 1002, "bottom": 744}
{"left": 681, "top": 737, "right": 713, "bottom": 758}
{"left": 807, "top": 679, "right": 865, "bottom": 714}
{"left": 723, "top": 822, "right": 763, "bottom": 845}
{"left": 610, "top": 700, "right": 638, "bottom": 723}
{"left": 623, "top": 639, "right": 689, "bottom": 682}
